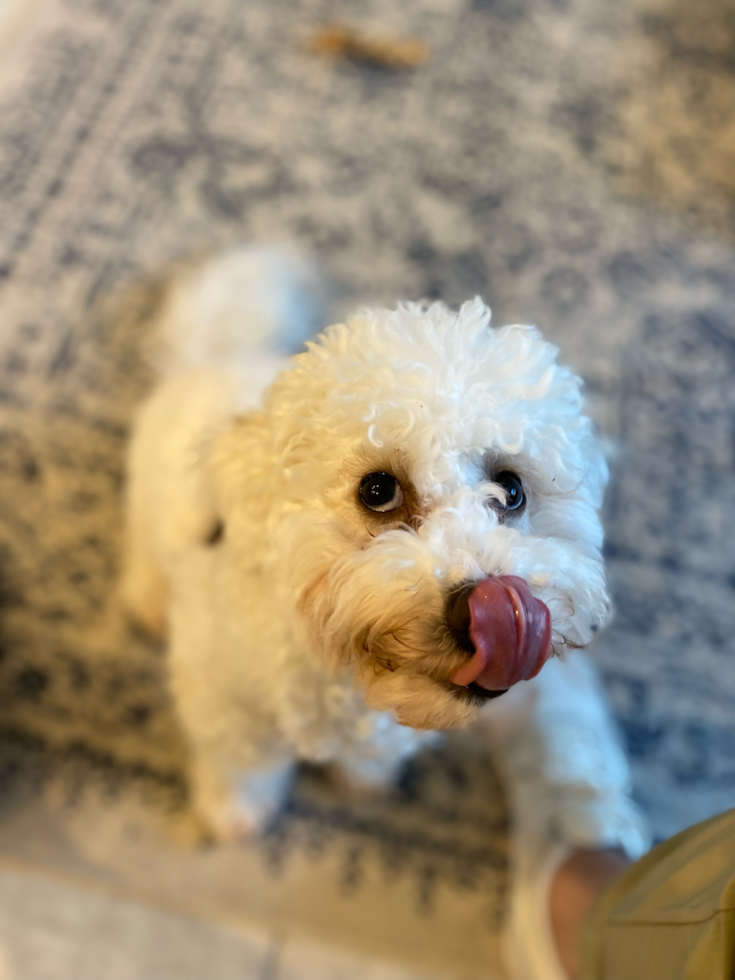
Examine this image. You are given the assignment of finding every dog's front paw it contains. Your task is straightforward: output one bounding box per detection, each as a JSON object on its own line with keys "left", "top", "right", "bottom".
{"left": 327, "top": 754, "right": 408, "bottom": 802}
{"left": 191, "top": 756, "right": 296, "bottom": 845}
{"left": 194, "top": 796, "right": 265, "bottom": 845}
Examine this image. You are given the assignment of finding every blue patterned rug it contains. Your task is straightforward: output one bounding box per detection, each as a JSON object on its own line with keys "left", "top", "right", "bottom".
{"left": 0, "top": 0, "right": 732, "bottom": 908}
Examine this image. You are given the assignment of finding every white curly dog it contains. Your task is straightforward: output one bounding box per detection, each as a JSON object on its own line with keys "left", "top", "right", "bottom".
{"left": 123, "top": 245, "right": 629, "bottom": 848}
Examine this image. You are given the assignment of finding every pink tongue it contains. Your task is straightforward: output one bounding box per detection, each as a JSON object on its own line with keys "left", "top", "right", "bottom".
{"left": 451, "top": 576, "right": 552, "bottom": 690}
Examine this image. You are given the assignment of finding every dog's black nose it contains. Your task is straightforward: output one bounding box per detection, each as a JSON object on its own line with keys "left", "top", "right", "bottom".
{"left": 445, "top": 583, "right": 476, "bottom": 654}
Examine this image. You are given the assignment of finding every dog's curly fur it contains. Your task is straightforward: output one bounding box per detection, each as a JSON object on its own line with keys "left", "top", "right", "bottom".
{"left": 123, "top": 246, "right": 610, "bottom": 838}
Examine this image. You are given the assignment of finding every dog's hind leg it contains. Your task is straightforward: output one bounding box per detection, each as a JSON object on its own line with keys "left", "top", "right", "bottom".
{"left": 122, "top": 525, "right": 169, "bottom": 641}
{"left": 121, "top": 368, "right": 239, "bottom": 639}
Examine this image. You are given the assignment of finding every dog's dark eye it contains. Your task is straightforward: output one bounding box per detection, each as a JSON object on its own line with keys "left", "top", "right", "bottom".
{"left": 494, "top": 471, "right": 525, "bottom": 511}
{"left": 359, "top": 472, "right": 404, "bottom": 513}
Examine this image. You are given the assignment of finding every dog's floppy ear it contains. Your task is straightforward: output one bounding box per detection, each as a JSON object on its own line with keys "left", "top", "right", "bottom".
{"left": 210, "top": 411, "right": 275, "bottom": 536}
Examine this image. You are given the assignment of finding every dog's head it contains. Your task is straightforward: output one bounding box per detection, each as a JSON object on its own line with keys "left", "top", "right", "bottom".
{"left": 218, "top": 300, "right": 609, "bottom": 729}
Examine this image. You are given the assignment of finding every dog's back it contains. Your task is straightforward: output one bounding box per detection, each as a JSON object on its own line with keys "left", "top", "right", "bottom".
{"left": 122, "top": 245, "right": 321, "bottom": 638}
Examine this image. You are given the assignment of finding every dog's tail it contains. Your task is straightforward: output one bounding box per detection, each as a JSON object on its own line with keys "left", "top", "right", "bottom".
{"left": 152, "top": 244, "right": 324, "bottom": 373}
